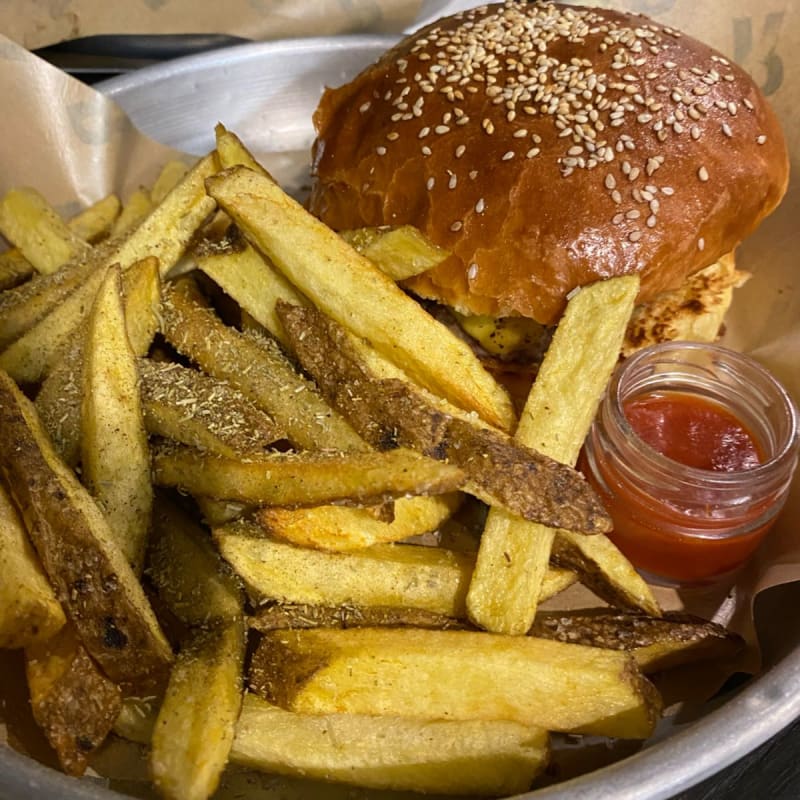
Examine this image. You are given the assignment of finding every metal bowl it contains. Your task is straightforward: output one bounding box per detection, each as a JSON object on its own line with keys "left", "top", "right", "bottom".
{"left": 3, "top": 33, "right": 800, "bottom": 800}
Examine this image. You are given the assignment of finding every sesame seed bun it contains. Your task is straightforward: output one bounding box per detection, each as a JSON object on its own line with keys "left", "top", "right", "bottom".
{"left": 308, "top": 1, "right": 789, "bottom": 327}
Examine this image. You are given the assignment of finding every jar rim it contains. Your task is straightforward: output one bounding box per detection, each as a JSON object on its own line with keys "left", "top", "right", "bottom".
{"left": 607, "top": 341, "right": 800, "bottom": 486}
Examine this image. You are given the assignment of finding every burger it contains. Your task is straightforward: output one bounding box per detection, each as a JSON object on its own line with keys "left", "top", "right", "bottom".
{"left": 307, "top": 1, "right": 789, "bottom": 395}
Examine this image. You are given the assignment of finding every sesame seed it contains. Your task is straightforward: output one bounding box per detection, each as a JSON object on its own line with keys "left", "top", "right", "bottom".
{"left": 605, "top": 174, "right": 617, "bottom": 190}
{"left": 629, "top": 230, "right": 642, "bottom": 242}
{"left": 448, "top": 172, "right": 457, "bottom": 189}
{"left": 698, "top": 237, "right": 705, "bottom": 251}
{"left": 611, "top": 190, "right": 622, "bottom": 204}
{"left": 435, "top": 125, "right": 450, "bottom": 134}
{"left": 469, "top": 170, "right": 478, "bottom": 180}
{"left": 475, "top": 198, "right": 486, "bottom": 213}
{"left": 646, "top": 214, "right": 657, "bottom": 228}
{"left": 613, "top": 213, "right": 625, "bottom": 224}
{"left": 455, "top": 144, "right": 466, "bottom": 158}
{"left": 661, "top": 186, "right": 675, "bottom": 195}
{"left": 426, "top": 177, "right": 435, "bottom": 190}
{"left": 421, "top": 145, "right": 432, "bottom": 156}
{"left": 450, "top": 220, "right": 463, "bottom": 232}
{"left": 502, "top": 150, "right": 515, "bottom": 161}
{"left": 467, "top": 263, "right": 478, "bottom": 281}
{"left": 359, "top": 101, "right": 371, "bottom": 113}
{"left": 698, "top": 166, "right": 709, "bottom": 182}
{"left": 757, "top": 134, "right": 767, "bottom": 145}
{"left": 386, "top": 132, "right": 399, "bottom": 141}
{"left": 690, "top": 125, "right": 701, "bottom": 140}
{"left": 626, "top": 209, "right": 641, "bottom": 219}
{"left": 376, "top": 146, "right": 387, "bottom": 156}
{"left": 526, "top": 147, "right": 540, "bottom": 158}
{"left": 721, "top": 123, "right": 733, "bottom": 138}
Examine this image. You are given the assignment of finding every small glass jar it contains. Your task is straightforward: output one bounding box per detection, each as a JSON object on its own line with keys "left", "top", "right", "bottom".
{"left": 581, "top": 341, "right": 799, "bottom": 586}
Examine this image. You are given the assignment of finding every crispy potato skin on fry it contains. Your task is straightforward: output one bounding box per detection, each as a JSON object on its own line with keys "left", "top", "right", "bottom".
{"left": 0, "top": 482, "right": 66, "bottom": 648}
{"left": 531, "top": 611, "right": 745, "bottom": 673}
{"left": 25, "top": 625, "right": 122, "bottom": 776}
{"left": 0, "top": 371, "right": 172, "bottom": 684}
{"left": 277, "top": 301, "right": 611, "bottom": 534}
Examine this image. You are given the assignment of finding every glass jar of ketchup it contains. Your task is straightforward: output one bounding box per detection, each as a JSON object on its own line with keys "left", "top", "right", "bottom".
{"left": 581, "top": 342, "right": 799, "bottom": 586}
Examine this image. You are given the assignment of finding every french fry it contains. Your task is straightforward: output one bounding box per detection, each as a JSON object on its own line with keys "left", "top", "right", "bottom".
{"left": 232, "top": 693, "right": 548, "bottom": 797}
{"left": 0, "top": 481, "right": 65, "bottom": 648}
{"left": 152, "top": 442, "right": 463, "bottom": 507}
{"left": 112, "top": 152, "right": 218, "bottom": 277}
{"left": 250, "top": 627, "right": 661, "bottom": 739}
{"left": 217, "top": 522, "right": 578, "bottom": 621}
{"left": 214, "top": 123, "right": 272, "bottom": 176}
{"left": 116, "top": 691, "right": 549, "bottom": 797}
{"left": 205, "top": 166, "right": 515, "bottom": 431}
{"left": 25, "top": 624, "right": 122, "bottom": 776}
{"left": 147, "top": 495, "right": 243, "bottom": 628}
{"left": 0, "top": 187, "right": 91, "bottom": 274}
{"left": 140, "top": 359, "right": 285, "bottom": 458}
{"left": 67, "top": 194, "right": 121, "bottom": 243}
{"left": 278, "top": 301, "right": 611, "bottom": 534}
{"left": 0, "top": 193, "right": 120, "bottom": 290}
{"left": 145, "top": 492, "right": 245, "bottom": 800}
{"left": 340, "top": 225, "right": 449, "bottom": 281}
{"left": 215, "top": 523, "right": 473, "bottom": 616}
{"left": 150, "top": 159, "right": 191, "bottom": 204}
{"left": 81, "top": 266, "right": 152, "bottom": 573}
{"left": 0, "top": 370, "right": 172, "bottom": 684}
{"left": 0, "top": 263, "right": 110, "bottom": 384}
{"left": 36, "top": 256, "right": 161, "bottom": 467}
{"left": 151, "top": 621, "right": 245, "bottom": 800}
{"left": 550, "top": 532, "right": 662, "bottom": 617}
{"left": 467, "top": 276, "right": 646, "bottom": 635}
{"left": 196, "top": 237, "right": 305, "bottom": 349}
{"left": 530, "top": 611, "right": 745, "bottom": 673}
{"left": 0, "top": 256, "right": 99, "bottom": 351}
{"left": 160, "top": 277, "right": 365, "bottom": 452}
{"left": 254, "top": 493, "right": 461, "bottom": 551}
{"left": 0, "top": 248, "right": 34, "bottom": 291}
{"left": 111, "top": 188, "right": 153, "bottom": 236}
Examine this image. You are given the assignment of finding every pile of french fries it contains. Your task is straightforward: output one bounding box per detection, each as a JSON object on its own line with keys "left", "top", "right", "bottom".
{"left": 0, "top": 126, "right": 745, "bottom": 799}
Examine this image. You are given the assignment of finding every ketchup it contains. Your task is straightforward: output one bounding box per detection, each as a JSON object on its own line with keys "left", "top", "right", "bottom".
{"left": 624, "top": 393, "right": 763, "bottom": 473}
{"left": 581, "top": 343, "right": 799, "bottom": 586}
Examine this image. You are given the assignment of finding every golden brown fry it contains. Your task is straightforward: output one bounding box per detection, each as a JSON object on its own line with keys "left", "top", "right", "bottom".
{"left": 160, "top": 277, "right": 364, "bottom": 452}
{"left": 147, "top": 495, "right": 243, "bottom": 628}
{"left": 530, "top": 611, "right": 745, "bottom": 673}
{"left": 215, "top": 524, "right": 473, "bottom": 616}
{"left": 216, "top": 522, "right": 576, "bottom": 621}
{"left": 0, "top": 194, "right": 119, "bottom": 291}
{"left": 113, "top": 153, "right": 218, "bottom": 277}
{"left": 232, "top": 693, "right": 548, "bottom": 797}
{"left": 214, "top": 123, "right": 273, "bottom": 176}
{"left": 0, "top": 263, "right": 110, "bottom": 384}
{"left": 0, "top": 256, "right": 98, "bottom": 351}
{"left": 25, "top": 625, "right": 122, "bottom": 776}
{"left": 205, "top": 166, "right": 515, "bottom": 431}
{"left": 340, "top": 225, "right": 449, "bottom": 281}
{"left": 151, "top": 622, "right": 245, "bottom": 800}
{"left": 278, "top": 301, "right": 611, "bottom": 534}
{"left": 67, "top": 194, "right": 121, "bottom": 243}
{"left": 115, "top": 691, "right": 549, "bottom": 797}
{"left": 254, "top": 493, "right": 461, "bottom": 551}
{"left": 35, "top": 256, "right": 161, "bottom": 467}
{"left": 0, "top": 481, "right": 65, "bottom": 648}
{"left": 196, "top": 237, "right": 304, "bottom": 349}
{"left": 152, "top": 442, "right": 463, "bottom": 507}
{"left": 0, "top": 370, "right": 172, "bottom": 684}
{"left": 250, "top": 627, "right": 661, "bottom": 739}
{"left": 467, "top": 276, "right": 641, "bottom": 635}
{"left": 81, "top": 267, "right": 152, "bottom": 573}
{"left": 551, "top": 532, "right": 662, "bottom": 617}
{"left": 111, "top": 188, "right": 153, "bottom": 236}
{"left": 140, "top": 359, "right": 285, "bottom": 458}
{"left": 151, "top": 160, "right": 191, "bottom": 204}
{"left": 0, "top": 187, "right": 91, "bottom": 274}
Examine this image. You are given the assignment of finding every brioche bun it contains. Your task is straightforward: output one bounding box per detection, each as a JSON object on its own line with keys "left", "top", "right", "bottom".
{"left": 308, "top": 1, "right": 789, "bottom": 327}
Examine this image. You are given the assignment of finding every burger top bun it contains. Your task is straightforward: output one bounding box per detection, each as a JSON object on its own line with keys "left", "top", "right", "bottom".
{"left": 308, "top": 1, "right": 789, "bottom": 326}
